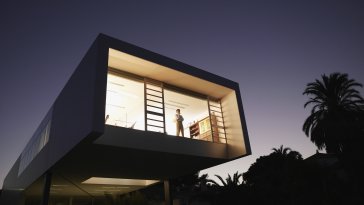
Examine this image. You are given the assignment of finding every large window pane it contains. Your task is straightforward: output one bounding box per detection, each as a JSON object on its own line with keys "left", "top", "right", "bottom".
{"left": 49, "top": 173, "right": 93, "bottom": 205}
{"left": 105, "top": 73, "right": 145, "bottom": 131}
{"left": 164, "top": 89, "right": 209, "bottom": 138}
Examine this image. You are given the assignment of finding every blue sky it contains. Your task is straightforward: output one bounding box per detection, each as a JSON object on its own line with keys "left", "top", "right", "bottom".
{"left": 1, "top": 0, "right": 364, "bottom": 187}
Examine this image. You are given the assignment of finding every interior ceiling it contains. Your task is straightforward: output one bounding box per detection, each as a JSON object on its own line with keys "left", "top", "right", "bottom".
{"left": 24, "top": 173, "right": 157, "bottom": 197}
{"left": 108, "top": 48, "right": 233, "bottom": 99}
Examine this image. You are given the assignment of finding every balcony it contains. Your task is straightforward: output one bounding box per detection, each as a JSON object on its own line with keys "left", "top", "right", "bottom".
{"left": 104, "top": 70, "right": 227, "bottom": 143}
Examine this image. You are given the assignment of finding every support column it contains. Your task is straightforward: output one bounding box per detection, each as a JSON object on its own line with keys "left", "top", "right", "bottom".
{"left": 164, "top": 180, "right": 172, "bottom": 205}
{"left": 40, "top": 171, "right": 52, "bottom": 205}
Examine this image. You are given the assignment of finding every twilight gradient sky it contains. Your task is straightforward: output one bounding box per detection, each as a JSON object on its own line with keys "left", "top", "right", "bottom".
{"left": 1, "top": 1, "right": 364, "bottom": 187}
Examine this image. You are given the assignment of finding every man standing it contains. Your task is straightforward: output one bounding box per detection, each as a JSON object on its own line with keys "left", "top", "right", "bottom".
{"left": 174, "top": 109, "right": 184, "bottom": 137}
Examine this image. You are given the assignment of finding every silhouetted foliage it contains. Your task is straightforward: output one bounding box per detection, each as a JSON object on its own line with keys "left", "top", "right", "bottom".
{"left": 244, "top": 145, "right": 302, "bottom": 188}
{"left": 169, "top": 171, "right": 217, "bottom": 204}
{"left": 303, "top": 73, "right": 364, "bottom": 202}
{"left": 272, "top": 145, "right": 303, "bottom": 160}
{"left": 134, "top": 145, "right": 360, "bottom": 205}
{"left": 303, "top": 72, "right": 364, "bottom": 154}
{"left": 172, "top": 171, "right": 209, "bottom": 193}
{"left": 207, "top": 171, "right": 242, "bottom": 188}
{"left": 242, "top": 146, "right": 351, "bottom": 205}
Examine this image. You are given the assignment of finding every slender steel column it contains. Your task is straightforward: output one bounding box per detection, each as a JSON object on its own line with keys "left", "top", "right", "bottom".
{"left": 164, "top": 180, "right": 172, "bottom": 205}
{"left": 40, "top": 171, "right": 52, "bottom": 205}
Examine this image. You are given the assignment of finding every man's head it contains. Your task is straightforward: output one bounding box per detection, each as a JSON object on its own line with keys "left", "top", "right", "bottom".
{"left": 176, "top": 109, "right": 180, "bottom": 114}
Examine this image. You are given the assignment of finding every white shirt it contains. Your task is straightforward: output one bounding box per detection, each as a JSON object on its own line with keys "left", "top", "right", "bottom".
{"left": 175, "top": 114, "right": 184, "bottom": 122}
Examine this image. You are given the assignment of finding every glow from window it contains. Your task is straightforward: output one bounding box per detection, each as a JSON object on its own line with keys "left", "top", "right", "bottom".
{"left": 105, "top": 73, "right": 145, "bottom": 130}
{"left": 82, "top": 177, "right": 158, "bottom": 186}
{"left": 164, "top": 89, "right": 209, "bottom": 138}
{"left": 104, "top": 71, "right": 227, "bottom": 143}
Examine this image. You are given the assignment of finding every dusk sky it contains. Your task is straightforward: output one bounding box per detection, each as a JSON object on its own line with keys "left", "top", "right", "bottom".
{"left": 1, "top": 1, "right": 364, "bottom": 187}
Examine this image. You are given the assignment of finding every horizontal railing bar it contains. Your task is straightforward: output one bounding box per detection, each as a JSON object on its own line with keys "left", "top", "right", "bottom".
{"left": 209, "top": 104, "right": 221, "bottom": 109}
{"left": 146, "top": 88, "right": 162, "bottom": 93}
{"left": 147, "top": 104, "right": 163, "bottom": 109}
{"left": 147, "top": 105, "right": 163, "bottom": 110}
{"left": 146, "top": 99, "right": 163, "bottom": 104}
{"left": 210, "top": 112, "right": 222, "bottom": 115}
{"left": 210, "top": 109, "right": 222, "bottom": 113}
{"left": 145, "top": 80, "right": 162, "bottom": 86}
{"left": 146, "top": 93, "right": 163, "bottom": 98}
{"left": 146, "top": 111, "right": 164, "bottom": 116}
{"left": 147, "top": 124, "right": 164, "bottom": 128}
{"left": 147, "top": 118, "right": 164, "bottom": 122}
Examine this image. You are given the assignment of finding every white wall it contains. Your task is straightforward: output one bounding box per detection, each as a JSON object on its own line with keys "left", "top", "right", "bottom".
{"left": 221, "top": 91, "right": 247, "bottom": 158}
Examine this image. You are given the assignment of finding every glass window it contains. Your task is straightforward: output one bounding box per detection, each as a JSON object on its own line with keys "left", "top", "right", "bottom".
{"left": 105, "top": 73, "right": 145, "bottom": 131}
{"left": 104, "top": 71, "right": 226, "bottom": 143}
{"left": 18, "top": 118, "right": 51, "bottom": 176}
{"left": 164, "top": 89, "right": 209, "bottom": 138}
{"left": 49, "top": 173, "right": 93, "bottom": 205}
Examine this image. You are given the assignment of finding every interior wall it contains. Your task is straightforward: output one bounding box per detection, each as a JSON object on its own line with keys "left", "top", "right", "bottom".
{"left": 221, "top": 91, "right": 246, "bottom": 158}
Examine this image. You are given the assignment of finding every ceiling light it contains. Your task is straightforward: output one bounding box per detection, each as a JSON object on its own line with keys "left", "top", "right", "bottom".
{"left": 82, "top": 177, "right": 158, "bottom": 186}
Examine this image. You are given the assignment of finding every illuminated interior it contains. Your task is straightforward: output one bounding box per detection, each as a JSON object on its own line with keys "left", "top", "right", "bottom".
{"left": 24, "top": 173, "right": 160, "bottom": 204}
{"left": 104, "top": 71, "right": 224, "bottom": 142}
{"left": 108, "top": 48, "right": 232, "bottom": 99}
{"left": 82, "top": 177, "right": 158, "bottom": 186}
{"left": 105, "top": 73, "right": 145, "bottom": 131}
{"left": 164, "top": 89, "right": 208, "bottom": 138}
{"left": 106, "top": 47, "right": 245, "bottom": 146}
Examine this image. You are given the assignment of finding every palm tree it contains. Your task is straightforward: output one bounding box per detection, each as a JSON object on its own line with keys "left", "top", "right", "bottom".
{"left": 272, "top": 145, "right": 291, "bottom": 155}
{"left": 272, "top": 145, "right": 302, "bottom": 160}
{"left": 303, "top": 72, "right": 364, "bottom": 153}
{"left": 207, "top": 171, "right": 242, "bottom": 188}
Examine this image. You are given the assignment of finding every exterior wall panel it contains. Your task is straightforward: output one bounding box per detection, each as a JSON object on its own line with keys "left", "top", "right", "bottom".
{"left": 1, "top": 37, "right": 109, "bottom": 198}
{"left": 48, "top": 39, "right": 106, "bottom": 168}
{"left": 96, "top": 125, "right": 227, "bottom": 159}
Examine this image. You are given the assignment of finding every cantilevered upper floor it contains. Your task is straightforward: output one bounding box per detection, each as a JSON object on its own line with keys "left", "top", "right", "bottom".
{"left": 1, "top": 34, "right": 250, "bottom": 202}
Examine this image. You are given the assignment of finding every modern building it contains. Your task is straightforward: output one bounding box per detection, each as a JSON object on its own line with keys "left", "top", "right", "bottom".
{"left": 0, "top": 34, "right": 251, "bottom": 205}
